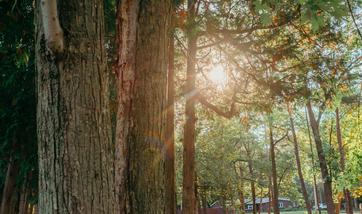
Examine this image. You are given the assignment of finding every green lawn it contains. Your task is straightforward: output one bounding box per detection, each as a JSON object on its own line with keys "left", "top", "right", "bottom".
{"left": 260, "top": 211, "right": 346, "bottom": 214}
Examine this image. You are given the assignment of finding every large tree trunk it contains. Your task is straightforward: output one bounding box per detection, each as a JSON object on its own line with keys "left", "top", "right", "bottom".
{"left": 306, "top": 101, "right": 335, "bottom": 214}
{"left": 0, "top": 157, "right": 19, "bottom": 214}
{"left": 287, "top": 103, "right": 312, "bottom": 214}
{"left": 115, "top": 0, "right": 171, "bottom": 213}
{"left": 268, "top": 115, "right": 280, "bottom": 214}
{"left": 165, "top": 24, "right": 176, "bottom": 214}
{"left": 335, "top": 108, "right": 353, "bottom": 214}
{"left": 182, "top": 0, "right": 198, "bottom": 213}
{"left": 36, "top": 0, "right": 117, "bottom": 212}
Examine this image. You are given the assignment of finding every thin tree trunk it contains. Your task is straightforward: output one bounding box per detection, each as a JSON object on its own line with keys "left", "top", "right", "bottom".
{"left": 268, "top": 115, "right": 280, "bottom": 214}
{"left": 248, "top": 160, "right": 257, "bottom": 214}
{"left": 115, "top": 0, "right": 171, "bottom": 213}
{"left": 239, "top": 165, "right": 245, "bottom": 213}
{"left": 305, "top": 107, "right": 322, "bottom": 214}
{"left": 258, "top": 187, "right": 263, "bottom": 214}
{"left": 36, "top": 0, "right": 117, "bottom": 212}
{"left": 336, "top": 108, "right": 354, "bottom": 214}
{"left": 165, "top": 22, "right": 176, "bottom": 214}
{"left": 268, "top": 176, "right": 271, "bottom": 214}
{"left": 287, "top": 103, "right": 312, "bottom": 214}
{"left": 0, "top": 157, "right": 19, "bottom": 214}
{"left": 182, "top": 0, "right": 198, "bottom": 213}
{"left": 18, "top": 179, "right": 29, "bottom": 214}
{"left": 306, "top": 101, "right": 335, "bottom": 214}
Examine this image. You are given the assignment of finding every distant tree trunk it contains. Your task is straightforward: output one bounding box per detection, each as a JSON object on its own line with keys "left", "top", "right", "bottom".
{"left": 0, "top": 157, "right": 19, "bottom": 214}
{"left": 268, "top": 176, "right": 272, "bottom": 214}
{"left": 306, "top": 101, "right": 335, "bottom": 214}
{"left": 165, "top": 22, "right": 176, "bottom": 214}
{"left": 18, "top": 178, "right": 29, "bottom": 214}
{"left": 268, "top": 115, "right": 280, "bottom": 214}
{"left": 335, "top": 108, "right": 354, "bottom": 214}
{"left": 115, "top": 0, "right": 171, "bottom": 213}
{"left": 305, "top": 107, "right": 322, "bottom": 214}
{"left": 258, "top": 187, "right": 263, "bottom": 214}
{"left": 36, "top": 0, "right": 117, "bottom": 212}
{"left": 287, "top": 103, "right": 312, "bottom": 214}
{"left": 239, "top": 165, "right": 245, "bottom": 213}
{"left": 182, "top": 0, "right": 198, "bottom": 213}
{"left": 248, "top": 160, "right": 257, "bottom": 214}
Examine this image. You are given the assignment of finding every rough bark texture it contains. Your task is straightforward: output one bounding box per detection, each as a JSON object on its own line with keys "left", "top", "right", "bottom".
{"left": 306, "top": 101, "right": 335, "bottom": 214}
{"left": 287, "top": 103, "right": 312, "bottom": 214}
{"left": 36, "top": 0, "right": 117, "bottom": 212}
{"left": 0, "top": 157, "right": 19, "bottom": 214}
{"left": 335, "top": 108, "right": 353, "bottom": 214}
{"left": 165, "top": 30, "right": 176, "bottom": 214}
{"left": 268, "top": 115, "right": 280, "bottom": 214}
{"left": 182, "top": 0, "right": 198, "bottom": 213}
{"left": 115, "top": 0, "right": 171, "bottom": 213}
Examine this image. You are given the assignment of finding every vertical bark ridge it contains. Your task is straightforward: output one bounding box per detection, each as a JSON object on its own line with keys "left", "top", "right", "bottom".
{"left": 115, "top": 0, "right": 172, "bottom": 213}
{"left": 36, "top": 0, "right": 117, "bottom": 212}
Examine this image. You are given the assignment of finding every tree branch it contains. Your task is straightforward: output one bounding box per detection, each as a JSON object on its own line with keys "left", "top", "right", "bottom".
{"left": 40, "top": 0, "right": 64, "bottom": 54}
{"left": 198, "top": 94, "right": 237, "bottom": 119}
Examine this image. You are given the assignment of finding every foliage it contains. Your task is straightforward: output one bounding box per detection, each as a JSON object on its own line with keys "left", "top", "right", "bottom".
{"left": 0, "top": 0, "right": 37, "bottom": 201}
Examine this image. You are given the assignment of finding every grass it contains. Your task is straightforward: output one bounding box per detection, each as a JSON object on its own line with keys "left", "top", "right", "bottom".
{"left": 260, "top": 211, "right": 347, "bottom": 214}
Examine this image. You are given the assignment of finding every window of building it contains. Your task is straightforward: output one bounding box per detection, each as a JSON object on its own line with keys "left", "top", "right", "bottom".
{"left": 247, "top": 204, "right": 253, "bottom": 210}
{"left": 278, "top": 202, "right": 284, "bottom": 208}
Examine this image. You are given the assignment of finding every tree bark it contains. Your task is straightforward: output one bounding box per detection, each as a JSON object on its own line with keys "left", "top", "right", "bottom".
{"left": 115, "top": 0, "right": 171, "bottom": 213}
{"left": 0, "top": 157, "right": 19, "bottom": 214}
{"left": 305, "top": 107, "right": 322, "bottom": 214}
{"left": 238, "top": 165, "right": 245, "bottom": 213}
{"left": 182, "top": 0, "right": 198, "bottom": 213}
{"left": 36, "top": 0, "right": 117, "bottom": 212}
{"left": 287, "top": 103, "right": 312, "bottom": 214}
{"left": 306, "top": 101, "right": 335, "bottom": 214}
{"left": 165, "top": 26, "right": 176, "bottom": 214}
{"left": 268, "top": 115, "right": 280, "bottom": 214}
{"left": 248, "top": 160, "right": 257, "bottom": 214}
{"left": 18, "top": 178, "right": 29, "bottom": 214}
{"left": 335, "top": 108, "right": 353, "bottom": 214}
{"left": 268, "top": 176, "right": 272, "bottom": 214}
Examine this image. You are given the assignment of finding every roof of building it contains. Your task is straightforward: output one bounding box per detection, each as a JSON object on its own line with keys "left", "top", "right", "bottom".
{"left": 244, "top": 197, "right": 291, "bottom": 205}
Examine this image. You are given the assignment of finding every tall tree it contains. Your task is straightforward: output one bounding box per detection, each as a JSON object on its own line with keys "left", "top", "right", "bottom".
{"left": 165, "top": 22, "right": 176, "bottom": 214}
{"left": 335, "top": 108, "right": 353, "bottom": 214}
{"left": 182, "top": 0, "right": 198, "bottom": 213}
{"left": 115, "top": 0, "right": 172, "bottom": 213}
{"left": 267, "top": 114, "right": 280, "bottom": 214}
{"left": 36, "top": 0, "right": 117, "bottom": 212}
{"left": 305, "top": 108, "right": 322, "bottom": 214}
{"left": 287, "top": 103, "right": 312, "bottom": 214}
{"left": 306, "top": 101, "right": 335, "bottom": 214}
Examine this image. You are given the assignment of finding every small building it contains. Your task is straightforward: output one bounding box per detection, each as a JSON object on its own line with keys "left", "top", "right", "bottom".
{"left": 244, "top": 197, "right": 294, "bottom": 212}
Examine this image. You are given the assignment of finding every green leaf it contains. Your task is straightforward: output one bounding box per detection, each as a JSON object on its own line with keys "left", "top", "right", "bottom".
{"left": 261, "top": 13, "right": 272, "bottom": 26}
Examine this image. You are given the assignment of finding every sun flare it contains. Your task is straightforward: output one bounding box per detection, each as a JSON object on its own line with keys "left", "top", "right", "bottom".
{"left": 208, "top": 64, "right": 227, "bottom": 87}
